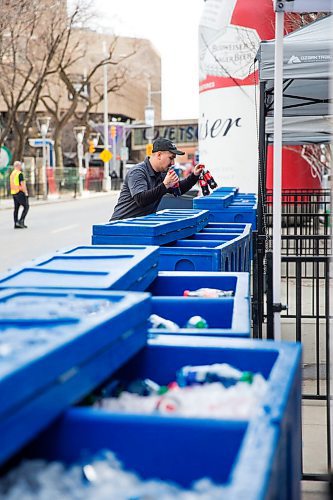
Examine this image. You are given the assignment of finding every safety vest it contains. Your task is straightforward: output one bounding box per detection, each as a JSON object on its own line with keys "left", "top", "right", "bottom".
{"left": 10, "top": 169, "right": 23, "bottom": 195}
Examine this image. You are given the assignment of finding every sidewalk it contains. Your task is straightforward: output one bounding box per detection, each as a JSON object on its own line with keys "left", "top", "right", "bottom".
{"left": 0, "top": 190, "right": 120, "bottom": 211}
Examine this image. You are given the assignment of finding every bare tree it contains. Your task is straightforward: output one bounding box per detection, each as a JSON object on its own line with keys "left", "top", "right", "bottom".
{"left": 40, "top": 32, "right": 137, "bottom": 168}
{"left": 0, "top": 0, "right": 91, "bottom": 160}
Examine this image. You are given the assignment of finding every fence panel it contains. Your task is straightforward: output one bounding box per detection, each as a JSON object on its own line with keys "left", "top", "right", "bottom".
{"left": 253, "top": 189, "right": 332, "bottom": 481}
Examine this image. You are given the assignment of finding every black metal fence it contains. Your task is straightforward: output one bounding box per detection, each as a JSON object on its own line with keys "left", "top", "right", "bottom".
{"left": 265, "top": 188, "right": 331, "bottom": 236}
{"left": 253, "top": 189, "right": 332, "bottom": 481}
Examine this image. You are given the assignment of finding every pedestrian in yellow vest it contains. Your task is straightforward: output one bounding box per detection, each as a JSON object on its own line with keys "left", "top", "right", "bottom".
{"left": 10, "top": 161, "right": 29, "bottom": 229}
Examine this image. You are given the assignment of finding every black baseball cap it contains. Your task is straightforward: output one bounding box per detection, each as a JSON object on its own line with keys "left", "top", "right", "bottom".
{"left": 152, "top": 138, "right": 185, "bottom": 155}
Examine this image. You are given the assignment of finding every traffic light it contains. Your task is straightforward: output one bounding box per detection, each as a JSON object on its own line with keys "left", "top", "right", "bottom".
{"left": 146, "top": 143, "right": 153, "bottom": 156}
{"left": 88, "top": 140, "right": 95, "bottom": 154}
{"left": 111, "top": 125, "right": 117, "bottom": 139}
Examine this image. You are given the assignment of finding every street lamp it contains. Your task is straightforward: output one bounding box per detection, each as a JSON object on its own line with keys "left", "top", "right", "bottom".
{"left": 73, "top": 125, "right": 86, "bottom": 196}
{"left": 36, "top": 116, "right": 51, "bottom": 199}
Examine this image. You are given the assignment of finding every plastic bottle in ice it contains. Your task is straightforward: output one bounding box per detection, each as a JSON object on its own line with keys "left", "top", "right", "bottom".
{"left": 149, "top": 314, "right": 179, "bottom": 331}
{"left": 126, "top": 378, "right": 161, "bottom": 396}
{"left": 177, "top": 363, "right": 254, "bottom": 387}
{"left": 183, "top": 288, "right": 234, "bottom": 298}
{"left": 155, "top": 394, "right": 181, "bottom": 414}
{"left": 186, "top": 315, "right": 208, "bottom": 329}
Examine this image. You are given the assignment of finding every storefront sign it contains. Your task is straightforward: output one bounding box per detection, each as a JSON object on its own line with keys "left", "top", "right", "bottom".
{"left": 132, "top": 124, "right": 198, "bottom": 148}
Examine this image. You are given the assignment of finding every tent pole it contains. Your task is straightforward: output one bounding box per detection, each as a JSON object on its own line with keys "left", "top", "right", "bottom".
{"left": 272, "top": 10, "right": 284, "bottom": 340}
{"left": 257, "top": 81, "right": 266, "bottom": 236}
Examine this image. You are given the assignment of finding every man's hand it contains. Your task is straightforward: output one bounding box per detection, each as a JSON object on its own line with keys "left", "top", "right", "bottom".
{"left": 193, "top": 163, "right": 205, "bottom": 176}
{"left": 163, "top": 168, "right": 179, "bottom": 189}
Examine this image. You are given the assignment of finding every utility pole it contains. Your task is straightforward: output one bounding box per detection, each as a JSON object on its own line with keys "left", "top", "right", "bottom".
{"left": 102, "top": 41, "right": 111, "bottom": 191}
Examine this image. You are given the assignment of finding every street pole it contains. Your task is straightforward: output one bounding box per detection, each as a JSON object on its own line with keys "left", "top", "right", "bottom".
{"left": 74, "top": 126, "right": 86, "bottom": 197}
{"left": 37, "top": 116, "right": 51, "bottom": 200}
{"left": 77, "top": 134, "right": 84, "bottom": 196}
{"left": 111, "top": 123, "right": 117, "bottom": 175}
{"left": 272, "top": 8, "right": 284, "bottom": 340}
{"left": 102, "top": 41, "right": 111, "bottom": 191}
{"left": 42, "top": 129, "right": 47, "bottom": 200}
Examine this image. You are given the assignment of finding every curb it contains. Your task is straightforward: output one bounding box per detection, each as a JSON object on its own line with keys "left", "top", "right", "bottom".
{"left": 0, "top": 190, "right": 120, "bottom": 211}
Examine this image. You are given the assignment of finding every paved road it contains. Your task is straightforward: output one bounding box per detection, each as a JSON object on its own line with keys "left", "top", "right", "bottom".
{"left": 0, "top": 192, "right": 119, "bottom": 273}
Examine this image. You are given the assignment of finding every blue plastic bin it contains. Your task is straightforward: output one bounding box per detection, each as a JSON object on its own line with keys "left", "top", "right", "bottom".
{"left": 92, "top": 209, "right": 209, "bottom": 245}
{"left": 202, "top": 222, "right": 250, "bottom": 234}
{"left": 0, "top": 288, "right": 151, "bottom": 466}
{"left": 193, "top": 191, "right": 257, "bottom": 229}
{"left": 159, "top": 229, "right": 251, "bottom": 272}
{"left": 149, "top": 295, "right": 250, "bottom": 338}
{"left": 203, "top": 208, "right": 257, "bottom": 228}
{"left": 193, "top": 192, "right": 235, "bottom": 209}
{"left": 0, "top": 245, "right": 159, "bottom": 291}
{"left": 156, "top": 190, "right": 199, "bottom": 210}
{"left": 26, "top": 337, "right": 302, "bottom": 500}
{"left": 202, "top": 205, "right": 257, "bottom": 225}
{"left": 148, "top": 271, "right": 249, "bottom": 299}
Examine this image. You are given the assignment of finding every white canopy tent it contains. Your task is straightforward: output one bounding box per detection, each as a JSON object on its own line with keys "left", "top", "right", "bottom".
{"left": 256, "top": 10, "right": 333, "bottom": 339}
{"left": 257, "top": 14, "right": 333, "bottom": 145}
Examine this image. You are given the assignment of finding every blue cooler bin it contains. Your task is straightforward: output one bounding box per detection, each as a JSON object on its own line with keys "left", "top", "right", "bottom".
{"left": 156, "top": 190, "right": 199, "bottom": 210}
{"left": 193, "top": 192, "right": 257, "bottom": 229}
{"left": 159, "top": 230, "right": 251, "bottom": 272}
{"left": 0, "top": 245, "right": 159, "bottom": 291}
{"left": 202, "top": 222, "right": 250, "bottom": 234}
{"left": 204, "top": 205, "right": 257, "bottom": 228}
{"left": 148, "top": 271, "right": 250, "bottom": 299}
{"left": 92, "top": 209, "right": 209, "bottom": 245}
{"left": 193, "top": 192, "right": 235, "bottom": 209}
{"left": 26, "top": 337, "right": 302, "bottom": 500}
{"left": 148, "top": 271, "right": 250, "bottom": 339}
{"left": 149, "top": 295, "right": 250, "bottom": 338}
{"left": 0, "top": 288, "right": 151, "bottom": 465}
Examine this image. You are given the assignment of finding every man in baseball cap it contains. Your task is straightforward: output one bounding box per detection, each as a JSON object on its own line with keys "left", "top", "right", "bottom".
{"left": 110, "top": 138, "right": 204, "bottom": 220}
{"left": 152, "top": 138, "right": 185, "bottom": 156}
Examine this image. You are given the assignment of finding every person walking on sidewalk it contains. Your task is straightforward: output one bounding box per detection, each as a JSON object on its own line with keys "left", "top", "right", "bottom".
{"left": 110, "top": 138, "right": 204, "bottom": 220}
{"left": 10, "top": 161, "right": 29, "bottom": 229}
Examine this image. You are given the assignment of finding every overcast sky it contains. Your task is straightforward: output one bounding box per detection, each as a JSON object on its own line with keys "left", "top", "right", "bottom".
{"left": 89, "top": 0, "right": 206, "bottom": 120}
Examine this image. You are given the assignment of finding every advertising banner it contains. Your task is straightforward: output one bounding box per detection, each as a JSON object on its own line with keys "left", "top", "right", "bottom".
{"left": 199, "top": 0, "right": 276, "bottom": 191}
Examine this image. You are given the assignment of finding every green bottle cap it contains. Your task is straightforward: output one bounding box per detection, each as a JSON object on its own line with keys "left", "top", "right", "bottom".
{"left": 240, "top": 371, "right": 254, "bottom": 384}
{"left": 158, "top": 385, "right": 169, "bottom": 395}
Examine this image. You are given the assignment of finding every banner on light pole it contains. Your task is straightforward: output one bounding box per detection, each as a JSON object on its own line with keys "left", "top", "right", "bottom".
{"left": 145, "top": 105, "right": 155, "bottom": 127}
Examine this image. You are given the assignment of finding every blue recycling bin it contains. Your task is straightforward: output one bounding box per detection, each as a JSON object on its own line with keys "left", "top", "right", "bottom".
{"left": 25, "top": 337, "right": 302, "bottom": 500}
{"left": 202, "top": 222, "right": 250, "bottom": 234}
{"left": 158, "top": 227, "right": 251, "bottom": 272}
{"left": 148, "top": 271, "right": 250, "bottom": 299}
{"left": 156, "top": 190, "right": 199, "bottom": 210}
{"left": 199, "top": 205, "right": 257, "bottom": 228}
{"left": 0, "top": 245, "right": 159, "bottom": 291}
{"left": 92, "top": 209, "right": 209, "bottom": 245}
{"left": 0, "top": 288, "right": 151, "bottom": 466}
{"left": 193, "top": 192, "right": 235, "bottom": 209}
{"left": 193, "top": 190, "right": 257, "bottom": 229}
{"left": 149, "top": 295, "right": 250, "bottom": 338}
